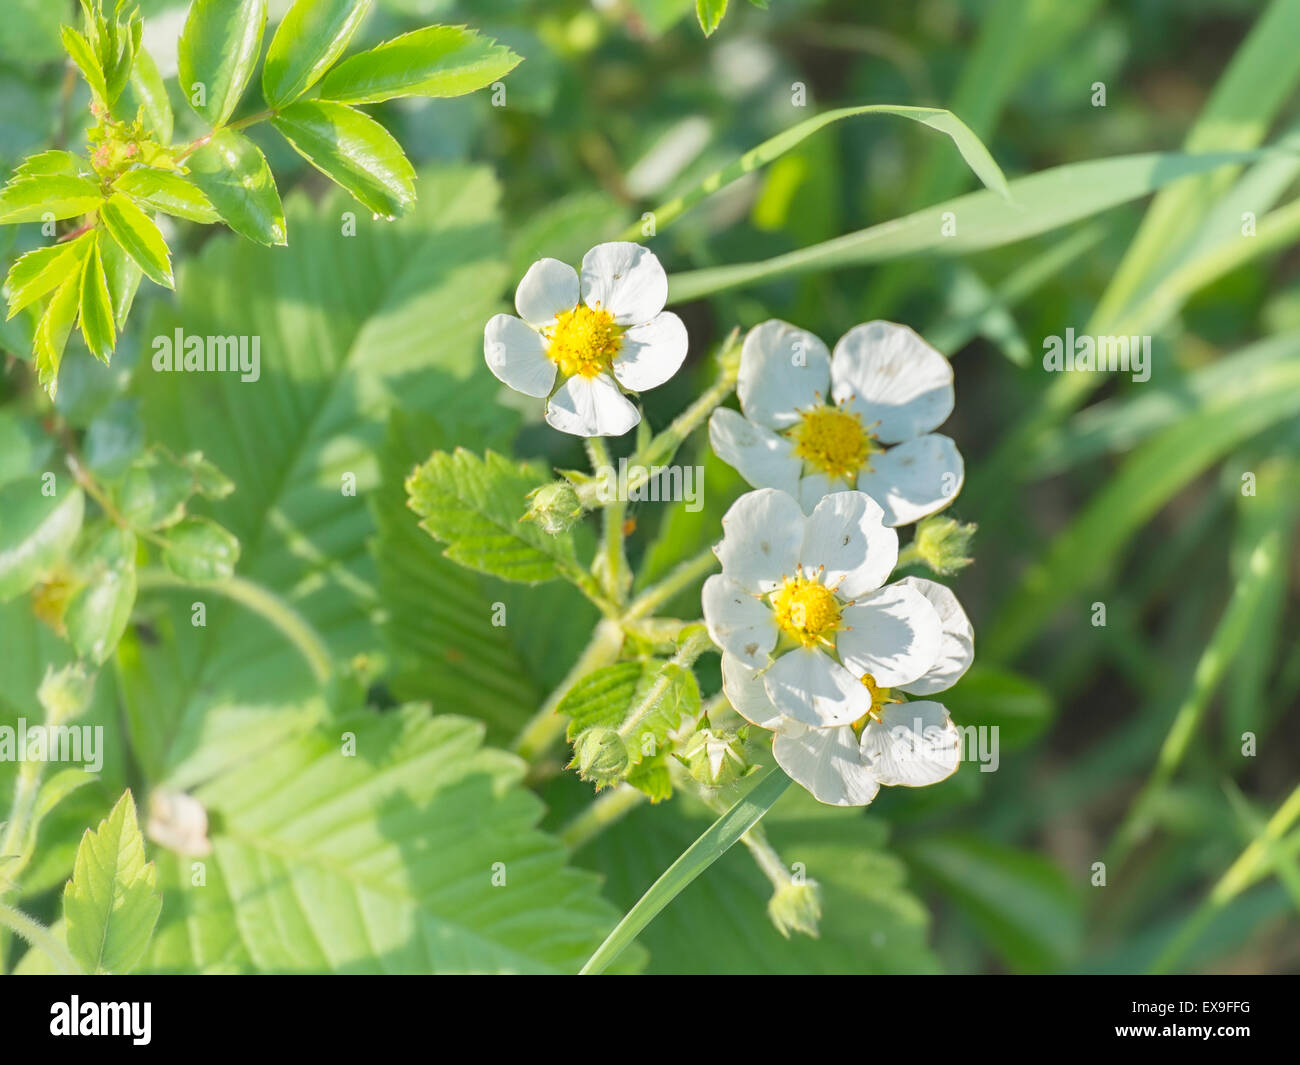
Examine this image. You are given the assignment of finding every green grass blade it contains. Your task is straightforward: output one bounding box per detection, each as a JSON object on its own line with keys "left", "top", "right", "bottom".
{"left": 579, "top": 767, "right": 792, "bottom": 975}
{"left": 668, "top": 151, "right": 1261, "bottom": 303}
{"left": 622, "top": 103, "right": 1008, "bottom": 242}
{"left": 985, "top": 337, "right": 1300, "bottom": 663}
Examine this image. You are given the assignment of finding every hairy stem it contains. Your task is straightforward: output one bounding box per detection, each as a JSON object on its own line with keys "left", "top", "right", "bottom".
{"left": 561, "top": 785, "right": 647, "bottom": 852}
{"left": 512, "top": 619, "right": 626, "bottom": 762}
{"left": 627, "top": 547, "right": 719, "bottom": 621}
{"left": 0, "top": 902, "right": 79, "bottom": 975}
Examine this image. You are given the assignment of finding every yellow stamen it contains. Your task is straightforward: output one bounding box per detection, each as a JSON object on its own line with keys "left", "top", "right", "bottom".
{"left": 851, "top": 673, "right": 902, "bottom": 735}
{"left": 788, "top": 404, "right": 877, "bottom": 480}
{"left": 770, "top": 573, "right": 842, "bottom": 646}
{"left": 544, "top": 304, "right": 623, "bottom": 378}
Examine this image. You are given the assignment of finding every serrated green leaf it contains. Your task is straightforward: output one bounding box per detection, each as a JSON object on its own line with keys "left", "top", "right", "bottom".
{"left": 697, "top": 0, "right": 728, "bottom": 35}
{"left": 262, "top": 0, "right": 374, "bottom": 108}
{"left": 99, "top": 192, "right": 173, "bottom": 288}
{"left": 0, "top": 175, "right": 102, "bottom": 225}
{"left": 63, "top": 790, "right": 161, "bottom": 974}
{"left": 272, "top": 100, "right": 416, "bottom": 217}
{"left": 561, "top": 658, "right": 700, "bottom": 769}
{"left": 139, "top": 706, "right": 622, "bottom": 973}
{"left": 128, "top": 46, "right": 173, "bottom": 142}
{"left": 60, "top": 24, "right": 109, "bottom": 104}
{"left": 66, "top": 525, "right": 137, "bottom": 665}
{"left": 78, "top": 232, "right": 116, "bottom": 362}
{"left": 0, "top": 478, "right": 84, "bottom": 600}
{"left": 177, "top": 0, "right": 267, "bottom": 127}
{"left": 186, "top": 129, "right": 286, "bottom": 245}
{"left": 115, "top": 168, "right": 218, "bottom": 224}
{"left": 4, "top": 233, "right": 91, "bottom": 320}
{"left": 406, "top": 448, "right": 581, "bottom": 584}
{"left": 13, "top": 150, "right": 84, "bottom": 180}
{"left": 98, "top": 229, "right": 142, "bottom": 330}
{"left": 34, "top": 268, "right": 83, "bottom": 397}
{"left": 161, "top": 517, "right": 240, "bottom": 582}
{"left": 318, "top": 24, "right": 521, "bottom": 106}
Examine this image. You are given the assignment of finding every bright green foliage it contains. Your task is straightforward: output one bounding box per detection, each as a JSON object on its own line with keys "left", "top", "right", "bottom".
{"left": 0, "top": 0, "right": 518, "bottom": 394}
{"left": 63, "top": 790, "right": 161, "bottom": 974}
{"left": 407, "top": 449, "right": 583, "bottom": 584}
{"left": 140, "top": 706, "right": 623, "bottom": 974}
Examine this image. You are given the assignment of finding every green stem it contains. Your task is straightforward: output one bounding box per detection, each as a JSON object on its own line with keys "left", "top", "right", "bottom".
{"left": 136, "top": 569, "right": 333, "bottom": 684}
{"left": 895, "top": 543, "right": 923, "bottom": 569}
{"left": 575, "top": 334, "right": 741, "bottom": 511}
{"left": 177, "top": 109, "right": 276, "bottom": 161}
{"left": 0, "top": 902, "right": 79, "bottom": 975}
{"left": 615, "top": 629, "right": 713, "bottom": 744}
{"left": 561, "top": 785, "right": 647, "bottom": 852}
{"left": 627, "top": 547, "right": 719, "bottom": 620}
{"left": 0, "top": 761, "right": 43, "bottom": 892}
{"left": 586, "top": 438, "right": 630, "bottom": 604}
{"left": 512, "top": 619, "right": 626, "bottom": 761}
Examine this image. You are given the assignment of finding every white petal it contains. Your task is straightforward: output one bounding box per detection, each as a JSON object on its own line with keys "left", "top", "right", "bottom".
{"left": 798, "top": 491, "right": 898, "bottom": 599}
{"left": 702, "top": 575, "right": 778, "bottom": 667}
{"left": 709, "top": 408, "right": 801, "bottom": 496}
{"left": 831, "top": 321, "right": 953, "bottom": 444}
{"left": 837, "top": 582, "right": 943, "bottom": 688}
{"left": 612, "top": 311, "right": 688, "bottom": 391}
{"left": 764, "top": 646, "right": 869, "bottom": 727}
{"left": 715, "top": 488, "right": 804, "bottom": 593}
{"left": 856, "top": 434, "right": 964, "bottom": 527}
{"left": 736, "top": 320, "right": 831, "bottom": 430}
{"left": 484, "top": 313, "right": 556, "bottom": 398}
{"left": 720, "top": 653, "right": 786, "bottom": 729}
{"left": 895, "top": 577, "right": 974, "bottom": 696}
{"left": 515, "top": 258, "right": 579, "bottom": 326}
{"left": 580, "top": 242, "right": 667, "bottom": 324}
{"left": 773, "top": 722, "right": 880, "bottom": 807}
{"left": 861, "top": 701, "right": 961, "bottom": 787}
{"left": 544, "top": 373, "right": 639, "bottom": 437}
{"left": 796, "top": 471, "right": 852, "bottom": 514}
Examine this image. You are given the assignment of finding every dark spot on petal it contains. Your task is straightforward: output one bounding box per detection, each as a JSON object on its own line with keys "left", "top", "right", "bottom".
{"left": 745, "top": 642, "right": 758, "bottom": 657}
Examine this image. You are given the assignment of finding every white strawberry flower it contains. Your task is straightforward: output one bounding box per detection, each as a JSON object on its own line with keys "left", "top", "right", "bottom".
{"left": 484, "top": 242, "right": 689, "bottom": 437}
{"left": 709, "top": 319, "right": 963, "bottom": 525}
{"left": 701, "top": 487, "right": 974, "bottom": 807}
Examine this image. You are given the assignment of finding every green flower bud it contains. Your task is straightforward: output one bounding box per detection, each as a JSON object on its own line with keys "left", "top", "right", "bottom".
{"left": 913, "top": 514, "right": 976, "bottom": 576}
{"left": 675, "top": 721, "right": 751, "bottom": 788}
{"left": 767, "top": 878, "right": 823, "bottom": 939}
{"left": 570, "top": 727, "right": 629, "bottom": 789}
{"left": 36, "top": 663, "right": 95, "bottom": 725}
{"left": 523, "top": 481, "right": 583, "bottom": 535}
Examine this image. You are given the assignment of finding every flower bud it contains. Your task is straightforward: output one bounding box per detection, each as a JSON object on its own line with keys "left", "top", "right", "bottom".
{"left": 570, "top": 727, "right": 629, "bottom": 789}
{"left": 523, "top": 481, "right": 583, "bottom": 535}
{"left": 675, "top": 721, "right": 751, "bottom": 788}
{"left": 36, "top": 663, "right": 95, "bottom": 725}
{"left": 767, "top": 878, "right": 823, "bottom": 939}
{"left": 913, "top": 514, "right": 976, "bottom": 576}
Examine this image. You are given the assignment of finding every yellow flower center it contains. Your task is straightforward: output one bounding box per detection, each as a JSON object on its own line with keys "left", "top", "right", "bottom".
{"left": 852, "top": 673, "right": 902, "bottom": 735}
{"left": 770, "top": 574, "right": 842, "bottom": 647}
{"left": 788, "top": 405, "right": 876, "bottom": 480}
{"left": 544, "top": 304, "right": 623, "bottom": 378}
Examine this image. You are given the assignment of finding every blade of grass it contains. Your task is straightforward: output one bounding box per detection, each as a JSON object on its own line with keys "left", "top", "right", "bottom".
{"left": 985, "top": 339, "right": 1300, "bottom": 663}
{"left": 621, "top": 102, "right": 1009, "bottom": 243}
{"left": 668, "top": 150, "right": 1264, "bottom": 304}
{"left": 579, "top": 766, "right": 792, "bottom": 975}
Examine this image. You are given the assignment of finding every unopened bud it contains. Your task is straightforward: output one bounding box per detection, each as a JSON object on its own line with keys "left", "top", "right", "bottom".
{"left": 36, "top": 663, "right": 95, "bottom": 725}
{"left": 569, "top": 727, "right": 629, "bottom": 789}
{"left": 675, "top": 721, "right": 751, "bottom": 787}
{"left": 523, "top": 481, "right": 583, "bottom": 535}
{"left": 913, "top": 514, "right": 976, "bottom": 576}
{"left": 767, "top": 878, "right": 822, "bottom": 939}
